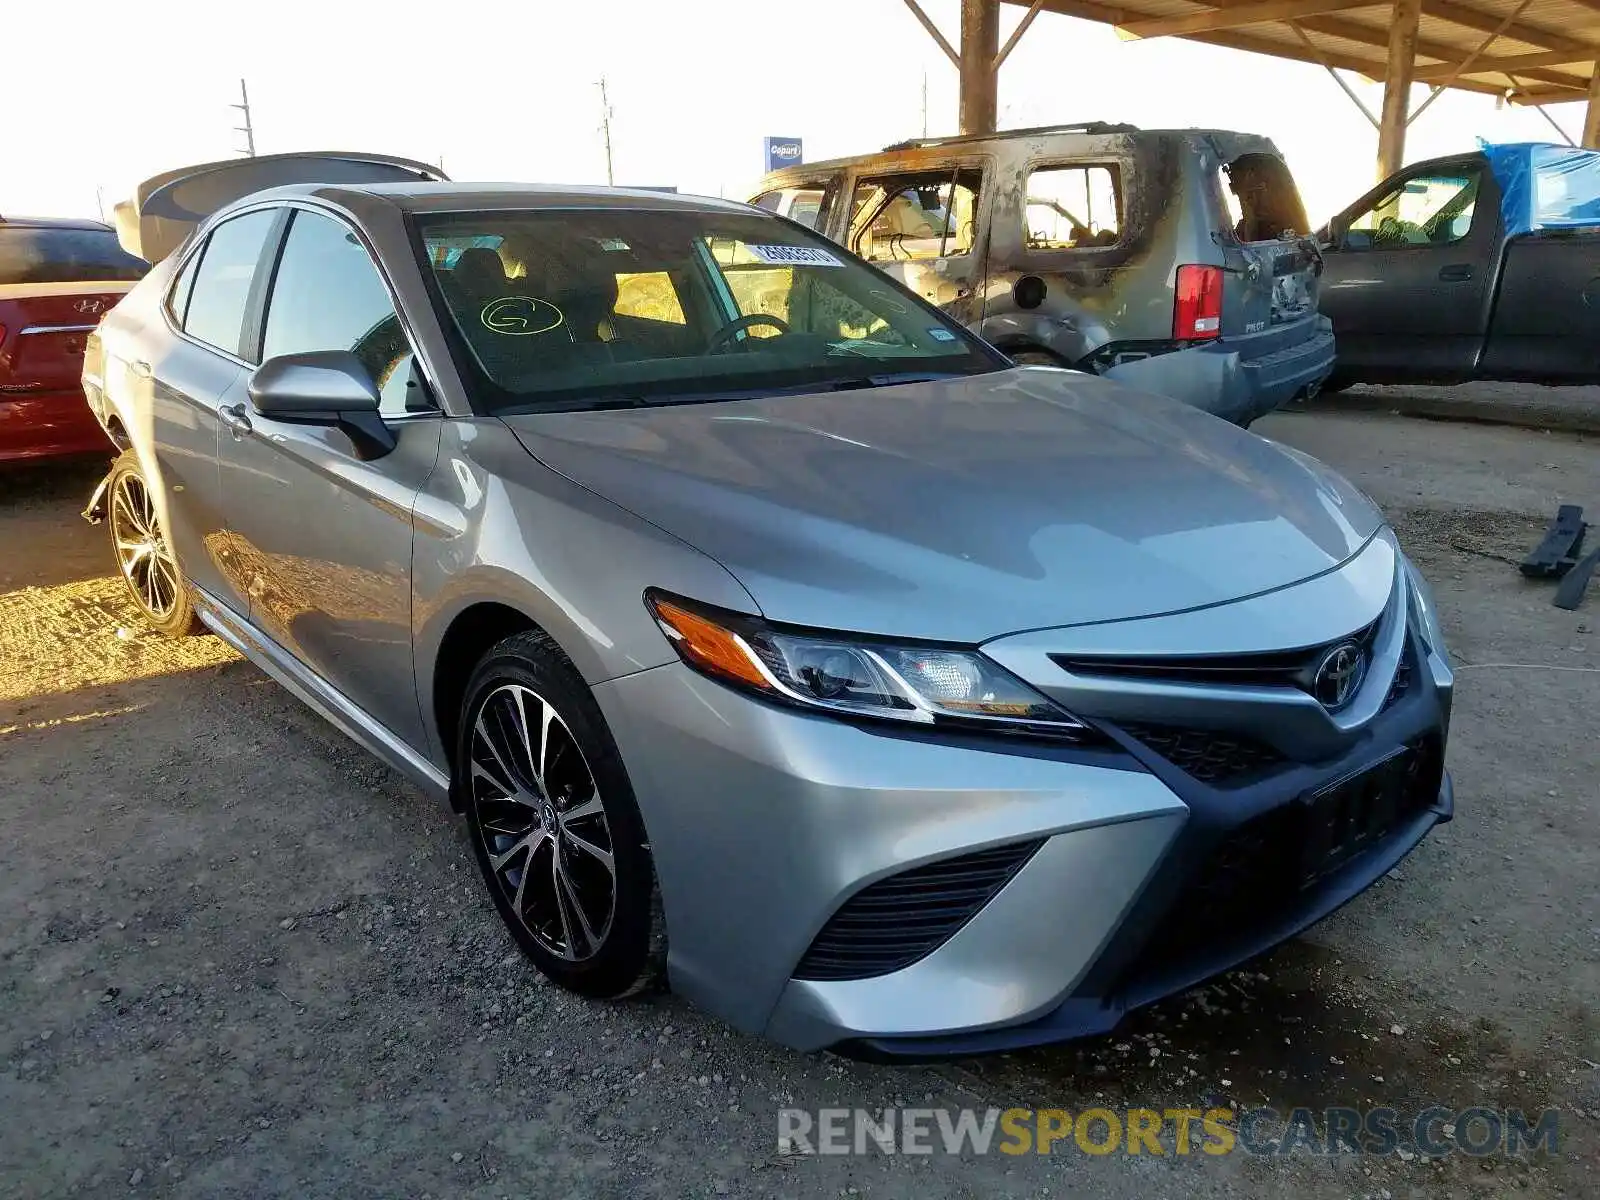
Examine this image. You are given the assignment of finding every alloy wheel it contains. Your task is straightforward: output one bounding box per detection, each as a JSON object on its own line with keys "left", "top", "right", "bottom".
{"left": 469, "top": 683, "right": 617, "bottom": 961}
{"left": 111, "top": 471, "right": 180, "bottom": 620}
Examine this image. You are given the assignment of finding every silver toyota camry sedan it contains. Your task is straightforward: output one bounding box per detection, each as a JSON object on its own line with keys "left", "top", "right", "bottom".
{"left": 82, "top": 152, "right": 1454, "bottom": 1057}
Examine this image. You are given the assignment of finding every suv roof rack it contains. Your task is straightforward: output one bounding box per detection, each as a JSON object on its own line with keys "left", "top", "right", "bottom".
{"left": 881, "top": 121, "right": 1139, "bottom": 153}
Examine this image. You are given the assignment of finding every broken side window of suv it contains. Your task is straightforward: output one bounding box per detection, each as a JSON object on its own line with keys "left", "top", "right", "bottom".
{"left": 848, "top": 170, "right": 982, "bottom": 264}
{"left": 1024, "top": 164, "right": 1123, "bottom": 250}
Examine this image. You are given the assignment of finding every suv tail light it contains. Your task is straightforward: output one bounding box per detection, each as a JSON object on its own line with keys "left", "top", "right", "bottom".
{"left": 1173, "top": 265, "right": 1223, "bottom": 340}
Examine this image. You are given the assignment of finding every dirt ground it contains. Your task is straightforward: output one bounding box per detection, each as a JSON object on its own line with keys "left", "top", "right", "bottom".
{"left": 2, "top": 408, "right": 1598, "bottom": 1199}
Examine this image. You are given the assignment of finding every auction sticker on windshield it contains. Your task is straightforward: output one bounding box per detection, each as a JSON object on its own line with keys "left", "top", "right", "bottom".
{"left": 745, "top": 244, "right": 844, "bottom": 267}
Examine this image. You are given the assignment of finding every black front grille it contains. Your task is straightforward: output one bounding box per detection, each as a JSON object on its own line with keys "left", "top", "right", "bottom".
{"left": 1382, "top": 647, "right": 1414, "bottom": 711}
{"left": 1119, "top": 722, "right": 1284, "bottom": 787}
{"left": 1124, "top": 738, "right": 1440, "bottom": 977}
{"left": 793, "top": 840, "right": 1045, "bottom": 982}
{"left": 1052, "top": 618, "right": 1380, "bottom": 697}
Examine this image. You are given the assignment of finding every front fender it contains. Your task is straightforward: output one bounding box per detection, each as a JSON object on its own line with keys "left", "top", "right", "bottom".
{"left": 409, "top": 418, "right": 759, "bottom": 764}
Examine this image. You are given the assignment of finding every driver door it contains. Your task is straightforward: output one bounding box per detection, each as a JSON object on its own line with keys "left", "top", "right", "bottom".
{"left": 846, "top": 166, "right": 988, "bottom": 328}
{"left": 1320, "top": 157, "right": 1499, "bottom": 381}
{"left": 216, "top": 205, "right": 443, "bottom": 748}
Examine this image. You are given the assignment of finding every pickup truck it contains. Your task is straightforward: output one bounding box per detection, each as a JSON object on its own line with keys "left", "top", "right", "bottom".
{"left": 1319, "top": 143, "right": 1600, "bottom": 387}
{"left": 752, "top": 123, "right": 1335, "bottom": 426}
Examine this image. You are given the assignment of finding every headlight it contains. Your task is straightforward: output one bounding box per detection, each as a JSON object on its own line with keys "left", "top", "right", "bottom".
{"left": 645, "top": 591, "right": 1091, "bottom": 739}
{"left": 1404, "top": 557, "right": 1447, "bottom": 658}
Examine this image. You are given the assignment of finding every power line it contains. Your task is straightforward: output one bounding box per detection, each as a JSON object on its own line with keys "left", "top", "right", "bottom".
{"left": 232, "top": 79, "right": 256, "bottom": 158}
{"left": 597, "top": 77, "right": 614, "bottom": 186}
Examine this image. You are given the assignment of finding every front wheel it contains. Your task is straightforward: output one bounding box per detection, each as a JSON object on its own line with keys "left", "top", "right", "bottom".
{"left": 106, "top": 451, "right": 200, "bottom": 637}
{"left": 458, "top": 630, "right": 665, "bottom": 999}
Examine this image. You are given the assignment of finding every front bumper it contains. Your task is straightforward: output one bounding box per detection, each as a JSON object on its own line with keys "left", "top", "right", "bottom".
{"left": 1104, "top": 316, "right": 1336, "bottom": 426}
{"left": 594, "top": 598, "right": 1453, "bottom": 1056}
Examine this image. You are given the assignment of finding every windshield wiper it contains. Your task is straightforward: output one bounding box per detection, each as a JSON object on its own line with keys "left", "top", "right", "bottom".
{"left": 822, "top": 371, "right": 964, "bottom": 390}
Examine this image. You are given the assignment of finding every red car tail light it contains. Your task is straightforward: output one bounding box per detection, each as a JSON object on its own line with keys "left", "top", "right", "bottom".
{"left": 1173, "top": 264, "right": 1223, "bottom": 340}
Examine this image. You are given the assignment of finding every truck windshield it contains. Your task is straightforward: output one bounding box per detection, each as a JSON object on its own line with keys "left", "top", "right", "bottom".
{"left": 415, "top": 208, "right": 1004, "bottom": 413}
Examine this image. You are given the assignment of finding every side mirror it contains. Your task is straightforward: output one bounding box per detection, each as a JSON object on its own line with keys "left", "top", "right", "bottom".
{"left": 247, "top": 350, "right": 396, "bottom": 460}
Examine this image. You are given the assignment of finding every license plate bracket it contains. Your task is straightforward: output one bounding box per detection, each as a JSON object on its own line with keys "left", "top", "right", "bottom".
{"left": 1298, "top": 747, "right": 1414, "bottom": 886}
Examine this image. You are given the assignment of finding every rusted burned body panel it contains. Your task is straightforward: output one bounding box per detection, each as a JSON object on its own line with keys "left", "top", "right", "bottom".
{"left": 754, "top": 124, "right": 1335, "bottom": 425}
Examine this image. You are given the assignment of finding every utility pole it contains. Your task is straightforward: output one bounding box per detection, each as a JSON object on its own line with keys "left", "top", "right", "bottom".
{"left": 921, "top": 70, "right": 929, "bottom": 137}
{"left": 597, "top": 77, "right": 615, "bottom": 186}
{"left": 232, "top": 78, "right": 256, "bottom": 157}
{"left": 95, "top": 186, "right": 106, "bottom": 223}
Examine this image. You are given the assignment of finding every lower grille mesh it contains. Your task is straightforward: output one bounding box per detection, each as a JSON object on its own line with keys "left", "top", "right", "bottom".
{"left": 793, "top": 840, "right": 1045, "bottom": 982}
{"left": 1119, "top": 723, "right": 1284, "bottom": 786}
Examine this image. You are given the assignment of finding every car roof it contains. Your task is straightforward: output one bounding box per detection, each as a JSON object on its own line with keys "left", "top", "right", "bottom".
{"left": 0, "top": 215, "right": 117, "bottom": 231}
{"left": 244, "top": 181, "right": 757, "bottom": 217}
{"left": 759, "top": 125, "right": 1283, "bottom": 179}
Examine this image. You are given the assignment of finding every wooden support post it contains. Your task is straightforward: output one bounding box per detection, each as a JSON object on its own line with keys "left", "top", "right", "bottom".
{"left": 1377, "top": 0, "right": 1423, "bottom": 180}
{"left": 959, "top": 0, "right": 1000, "bottom": 136}
{"left": 1585, "top": 66, "right": 1600, "bottom": 149}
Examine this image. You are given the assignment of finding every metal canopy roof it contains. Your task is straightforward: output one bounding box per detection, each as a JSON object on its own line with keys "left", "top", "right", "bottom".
{"left": 1008, "top": 0, "right": 1600, "bottom": 107}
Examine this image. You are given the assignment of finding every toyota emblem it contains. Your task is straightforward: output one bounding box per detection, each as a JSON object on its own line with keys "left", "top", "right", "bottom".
{"left": 1312, "top": 641, "right": 1366, "bottom": 709}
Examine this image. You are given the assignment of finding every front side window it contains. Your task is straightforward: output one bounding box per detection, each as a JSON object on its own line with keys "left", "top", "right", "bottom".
{"left": 182, "top": 209, "right": 278, "bottom": 358}
{"left": 848, "top": 172, "right": 982, "bottom": 263}
{"left": 417, "top": 208, "right": 1003, "bottom": 414}
{"left": 0, "top": 226, "right": 148, "bottom": 286}
{"left": 260, "top": 209, "right": 420, "bottom": 415}
{"left": 1344, "top": 168, "right": 1480, "bottom": 249}
{"left": 1025, "top": 164, "right": 1122, "bottom": 250}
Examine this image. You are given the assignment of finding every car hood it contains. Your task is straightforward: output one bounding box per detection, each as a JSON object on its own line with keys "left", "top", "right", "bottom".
{"left": 502, "top": 368, "right": 1383, "bottom": 643}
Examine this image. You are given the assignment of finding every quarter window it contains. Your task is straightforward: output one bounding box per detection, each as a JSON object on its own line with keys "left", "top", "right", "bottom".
{"left": 166, "top": 248, "right": 201, "bottom": 324}
{"left": 261, "top": 210, "right": 422, "bottom": 415}
{"left": 1024, "top": 165, "right": 1122, "bottom": 250}
{"left": 182, "top": 209, "right": 278, "bottom": 358}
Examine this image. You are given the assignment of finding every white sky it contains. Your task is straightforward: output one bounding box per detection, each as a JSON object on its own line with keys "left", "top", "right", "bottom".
{"left": 3, "top": 0, "right": 1590, "bottom": 227}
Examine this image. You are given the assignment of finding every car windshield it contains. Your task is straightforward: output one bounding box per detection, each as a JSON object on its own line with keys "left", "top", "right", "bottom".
{"left": 0, "top": 226, "right": 149, "bottom": 285}
{"left": 415, "top": 208, "right": 1004, "bottom": 413}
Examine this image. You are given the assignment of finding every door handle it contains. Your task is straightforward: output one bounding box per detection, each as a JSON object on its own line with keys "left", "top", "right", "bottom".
{"left": 1438, "top": 264, "right": 1475, "bottom": 282}
{"left": 129, "top": 359, "right": 152, "bottom": 378}
{"left": 218, "top": 403, "right": 253, "bottom": 439}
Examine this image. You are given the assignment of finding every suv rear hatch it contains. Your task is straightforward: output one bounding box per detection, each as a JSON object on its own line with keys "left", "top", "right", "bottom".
{"left": 114, "top": 150, "right": 449, "bottom": 262}
{"left": 1, "top": 223, "right": 147, "bottom": 397}
{"left": 1210, "top": 149, "right": 1322, "bottom": 337}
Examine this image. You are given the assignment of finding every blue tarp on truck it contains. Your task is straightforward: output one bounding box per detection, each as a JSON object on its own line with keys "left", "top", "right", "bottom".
{"left": 1481, "top": 141, "right": 1600, "bottom": 234}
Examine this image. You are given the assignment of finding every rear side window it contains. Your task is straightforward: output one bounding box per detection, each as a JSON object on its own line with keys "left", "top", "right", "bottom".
{"left": 1024, "top": 165, "right": 1122, "bottom": 250}
{"left": 182, "top": 209, "right": 278, "bottom": 358}
{"left": 0, "top": 226, "right": 148, "bottom": 285}
{"left": 260, "top": 210, "right": 419, "bottom": 415}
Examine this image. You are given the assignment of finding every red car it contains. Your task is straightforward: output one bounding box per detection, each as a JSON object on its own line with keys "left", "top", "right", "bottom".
{"left": 0, "top": 215, "right": 149, "bottom": 463}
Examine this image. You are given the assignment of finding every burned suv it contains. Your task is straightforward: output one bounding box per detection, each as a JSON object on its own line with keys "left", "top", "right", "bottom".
{"left": 753, "top": 123, "right": 1334, "bottom": 425}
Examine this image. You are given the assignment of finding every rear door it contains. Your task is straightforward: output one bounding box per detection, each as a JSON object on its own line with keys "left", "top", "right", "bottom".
{"left": 134, "top": 206, "right": 283, "bottom": 616}
{"left": 842, "top": 163, "right": 990, "bottom": 328}
{"left": 1318, "top": 156, "right": 1499, "bottom": 381}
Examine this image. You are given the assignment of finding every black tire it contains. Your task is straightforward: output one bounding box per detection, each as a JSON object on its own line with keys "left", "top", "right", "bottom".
{"left": 457, "top": 629, "right": 665, "bottom": 999}
{"left": 105, "top": 450, "right": 201, "bottom": 637}
{"left": 1009, "top": 349, "right": 1066, "bottom": 368}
